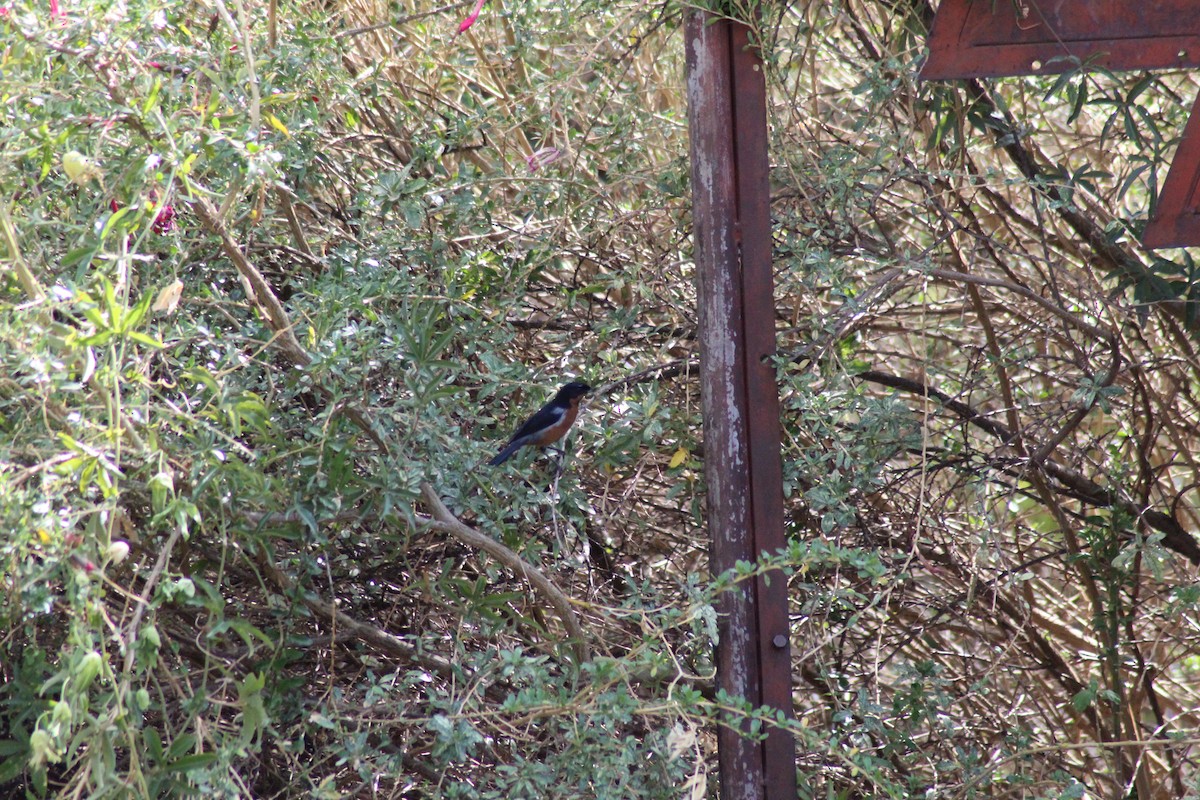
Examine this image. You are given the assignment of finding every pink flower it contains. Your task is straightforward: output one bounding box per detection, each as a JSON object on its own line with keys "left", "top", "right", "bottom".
{"left": 109, "top": 196, "right": 178, "bottom": 234}
{"left": 525, "top": 147, "right": 562, "bottom": 172}
{"left": 70, "top": 553, "right": 96, "bottom": 572}
{"left": 152, "top": 203, "right": 176, "bottom": 233}
{"left": 455, "top": 0, "right": 486, "bottom": 37}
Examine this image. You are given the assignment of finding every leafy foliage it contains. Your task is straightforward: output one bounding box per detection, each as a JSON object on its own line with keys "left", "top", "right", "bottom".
{"left": 4, "top": 0, "right": 1200, "bottom": 797}
{"left": 0, "top": 0, "right": 700, "bottom": 795}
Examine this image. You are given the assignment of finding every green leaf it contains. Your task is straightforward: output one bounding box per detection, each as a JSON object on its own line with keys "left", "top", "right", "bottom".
{"left": 163, "top": 752, "right": 218, "bottom": 773}
{"left": 143, "top": 727, "right": 163, "bottom": 763}
{"left": 61, "top": 245, "right": 98, "bottom": 270}
{"left": 0, "top": 753, "right": 24, "bottom": 784}
{"left": 126, "top": 331, "right": 164, "bottom": 349}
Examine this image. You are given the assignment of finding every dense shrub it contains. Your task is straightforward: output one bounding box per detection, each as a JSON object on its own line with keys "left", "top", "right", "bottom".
{"left": 4, "top": 0, "right": 1200, "bottom": 797}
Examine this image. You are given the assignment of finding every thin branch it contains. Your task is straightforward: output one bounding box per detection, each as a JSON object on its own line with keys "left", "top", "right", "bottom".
{"left": 121, "top": 526, "right": 182, "bottom": 674}
{"left": 926, "top": 268, "right": 1112, "bottom": 343}
{"left": 190, "top": 194, "right": 389, "bottom": 453}
{"left": 254, "top": 546, "right": 466, "bottom": 685}
{"left": 191, "top": 195, "right": 312, "bottom": 368}
{"left": 274, "top": 185, "right": 317, "bottom": 262}
{"left": 857, "top": 369, "right": 1200, "bottom": 564}
{"left": 335, "top": 1, "right": 473, "bottom": 40}
{"left": 419, "top": 482, "right": 591, "bottom": 666}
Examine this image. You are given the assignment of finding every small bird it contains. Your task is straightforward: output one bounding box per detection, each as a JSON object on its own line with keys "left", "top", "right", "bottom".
{"left": 488, "top": 381, "right": 592, "bottom": 466}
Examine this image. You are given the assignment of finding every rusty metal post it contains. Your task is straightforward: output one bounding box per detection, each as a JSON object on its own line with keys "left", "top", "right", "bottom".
{"left": 685, "top": 8, "right": 797, "bottom": 799}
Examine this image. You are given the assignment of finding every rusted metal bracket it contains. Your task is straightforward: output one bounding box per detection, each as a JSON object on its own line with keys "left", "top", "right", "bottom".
{"left": 921, "top": 0, "right": 1200, "bottom": 247}
{"left": 1145, "top": 91, "right": 1200, "bottom": 248}
{"left": 685, "top": 9, "right": 797, "bottom": 799}
{"left": 923, "top": 1, "right": 1200, "bottom": 79}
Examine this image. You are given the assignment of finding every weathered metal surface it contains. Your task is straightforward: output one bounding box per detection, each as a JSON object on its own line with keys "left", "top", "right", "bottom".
{"left": 922, "top": 0, "right": 1200, "bottom": 80}
{"left": 921, "top": 0, "right": 1200, "bottom": 247}
{"left": 686, "top": 8, "right": 797, "bottom": 799}
{"left": 1144, "top": 91, "right": 1200, "bottom": 249}
{"left": 686, "top": 13, "right": 762, "bottom": 799}
{"left": 727, "top": 22, "right": 797, "bottom": 800}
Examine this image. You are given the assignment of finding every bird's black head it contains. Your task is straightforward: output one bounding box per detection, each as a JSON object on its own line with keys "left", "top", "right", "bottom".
{"left": 556, "top": 381, "right": 592, "bottom": 401}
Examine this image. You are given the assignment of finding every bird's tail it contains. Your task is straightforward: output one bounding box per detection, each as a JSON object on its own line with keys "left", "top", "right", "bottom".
{"left": 488, "top": 439, "right": 524, "bottom": 466}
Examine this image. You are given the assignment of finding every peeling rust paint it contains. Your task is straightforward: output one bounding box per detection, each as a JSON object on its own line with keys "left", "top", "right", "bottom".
{"left": 686, "top": 8, "right": 796, "bottom": 799}
{"left": 921, "top": 0, "right": 1200, "bottom": 245}
{"left": 922, "top": 0, "right": 1200, "bottom": 80}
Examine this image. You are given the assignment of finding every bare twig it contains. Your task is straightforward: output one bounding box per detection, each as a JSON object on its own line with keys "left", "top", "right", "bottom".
{"left": 275, "top": 185, "right": 317, "bottom": 261}
{"left": 856, "top": 369, "right": 1200, "bottom": 564}
{"left": 122, "top": 527, "right": 183, "bottom": 674}
{"left": 191, "top": 196, "right": 312, "bottom": 368}
{"left": 190, "top": 194, "right": 389, "bottom": 453}
{"left": 335, "top": 1, "right": 473, "bottom": 40}
{"left": 419, "top": 482, "right": 591, "bottom": 666}
{"left": 254, "top": 546, "right": 465, "bottom": 684}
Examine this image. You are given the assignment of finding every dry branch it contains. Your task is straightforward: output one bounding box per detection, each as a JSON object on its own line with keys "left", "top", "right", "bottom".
{"left": 419, "top": 482, "right": 591, "bottom": 666}
{"left": 857, "top": 369, "right": 1200, "bottom": 564}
